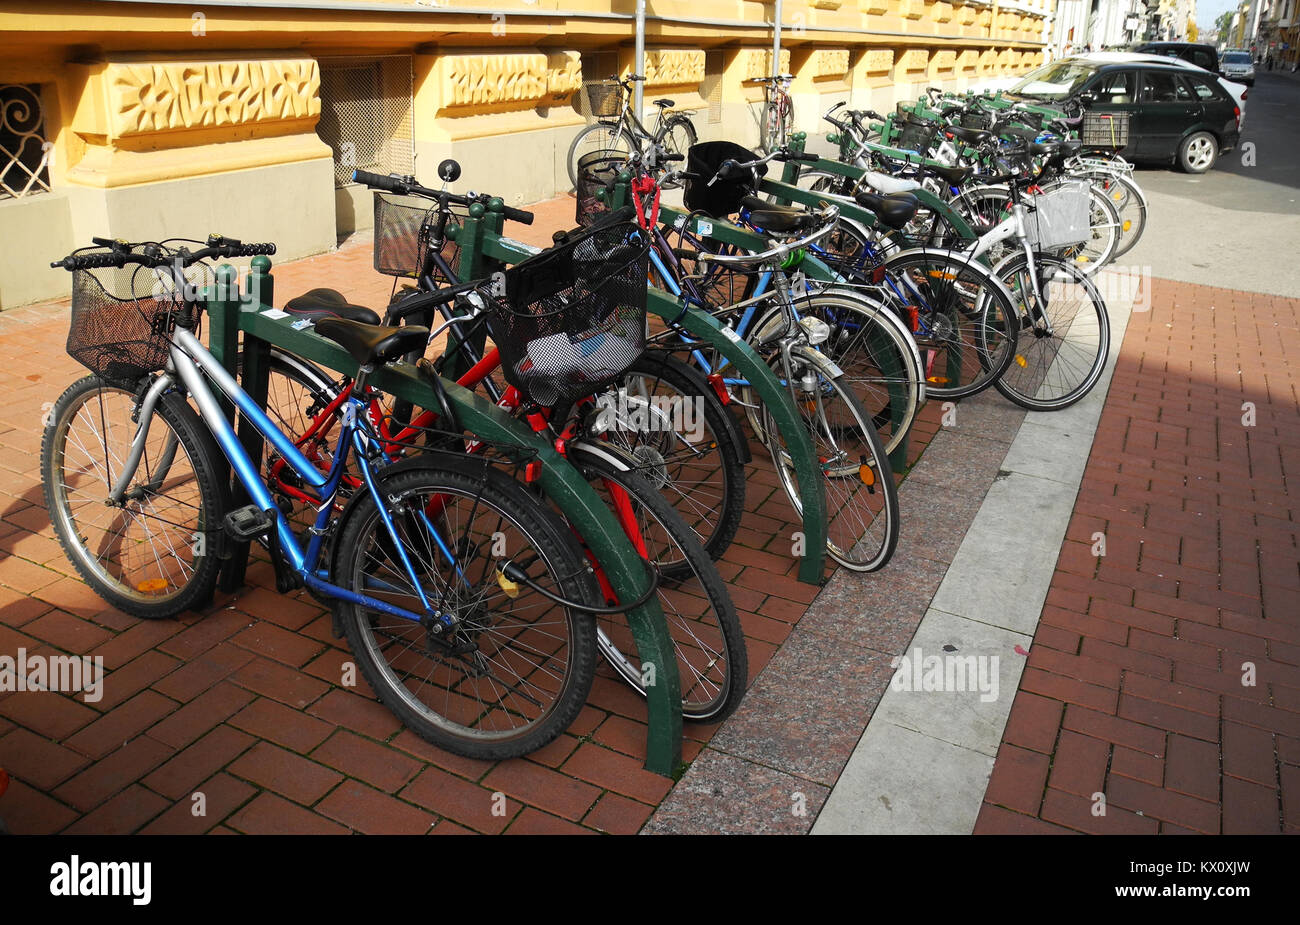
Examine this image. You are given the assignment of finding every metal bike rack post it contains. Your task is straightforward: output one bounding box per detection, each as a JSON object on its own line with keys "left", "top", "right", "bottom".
{"left": 205, "top": 266, "right": 684, "bottom": 777}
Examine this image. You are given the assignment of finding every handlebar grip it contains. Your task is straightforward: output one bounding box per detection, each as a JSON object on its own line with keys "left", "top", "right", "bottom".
{"left": 793, "top": 151, "right": 818, "bottom": 162}
{"left": 715, "top": 159, "right": 745, "bottom": 182}
{"left": 352, "top": 169, "right": 408, "bottom": 193}
{"left": 662, "top": 153, "right": 685, "bottom": 163}
{"left": 52, "top": 251, "right": 123, "bottom": 271}
{"left": 501, "top": 204, "right": 534, "bottom": 225}
{"left": 231, "top": 243, "right": 277, "bottom": 257}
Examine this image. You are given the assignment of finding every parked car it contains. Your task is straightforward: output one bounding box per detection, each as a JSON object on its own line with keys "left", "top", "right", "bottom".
{"left": 1004, "top": 57, "right": 1242, "bottom": 174}
{"left": 1127, "top": 41, "right": 1221, "bottom": 76}
{"left": 1219, "top": 49, "right": 1257, "bottom": 85}
{"left": 1079, "top": 51, "right": 1249, "bottom": 120}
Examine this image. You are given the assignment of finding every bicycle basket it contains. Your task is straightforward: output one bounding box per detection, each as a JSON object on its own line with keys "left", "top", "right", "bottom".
{"left": 1026, "top": 180, "right": 1092, "bottom": 250}
{"left": 1081, "top": 110, "right": 1130, "bottom": 150}
{"left": 895, "top": 114, "right": 939, "bottom": 154}
{"left": 486, "top": 210, "right": 650, "bottom": 410}
{"left": 66, "top": 256, "right": 193, "bottom": 384}
{"left": 584, "top": 82, "right": 624, "bottom": 118}
{"left": 682, "top": 141, "right": 768, "bottom": 218}
{"left": 575, "top": 150, "right": 627, "bottom": 227}
{"left": 960, "top": 109, "right": 993, "bottom": 130}
{"left": 373, "top": 192, "right": 461, "bottom": 279}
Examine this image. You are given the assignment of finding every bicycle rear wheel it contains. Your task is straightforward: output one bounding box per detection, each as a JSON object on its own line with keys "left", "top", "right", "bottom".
{"left": 571, "top": 442, "right": 748, "bottom": 722}
{"left": 762, "top": 345, "right": 900, "bottom": 572}
{"left": 333, "top": 457, "right": 598, "bottom": 759}
{"left": 41, "top": 375, "right": 227, "bottom": 618}
{"left": 990, "top": 252, "right": 1111, "bottom": 411}
{"left": 882, "top": 248, "right": 1019, "bottom": 400}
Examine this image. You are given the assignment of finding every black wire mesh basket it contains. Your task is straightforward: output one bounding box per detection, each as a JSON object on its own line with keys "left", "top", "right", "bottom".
{"left": 960, "top": 108, "right": 994, "bottom": 130}
{"left": 584, "top": 82, "right": 625, "bottom": 118}
{"left": 373, "top": 191, "right": 463, "bottom": 281}
{"left": 66, "top": 254, "right": 199, "bottom": 384}
{"left": 575, "top": 150, "right": 627, "bottom": 227}
{"left": 485, "top": 210, "right": 650, "bottom": 410}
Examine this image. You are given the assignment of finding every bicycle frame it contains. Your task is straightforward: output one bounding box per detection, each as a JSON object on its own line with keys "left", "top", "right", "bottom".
{"left": 117, "top": 324, "right": 452, "bottom": 628}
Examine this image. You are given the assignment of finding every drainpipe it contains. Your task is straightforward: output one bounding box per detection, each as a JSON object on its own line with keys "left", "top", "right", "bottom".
{"left": 635, "top": 0, "right": 646, "bottom": 114}
{"left": 773, "top": 0, "right": 783, "bottom": 76}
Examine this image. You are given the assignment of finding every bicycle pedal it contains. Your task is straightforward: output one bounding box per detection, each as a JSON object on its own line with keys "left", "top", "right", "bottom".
{"left": 223, "top": 505, "right": 276, "bottom": 542}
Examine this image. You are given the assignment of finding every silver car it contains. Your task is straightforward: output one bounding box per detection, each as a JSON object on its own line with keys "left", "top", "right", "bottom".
{"left": 1220, "top": 50, "right": 1256, "bottom": 86}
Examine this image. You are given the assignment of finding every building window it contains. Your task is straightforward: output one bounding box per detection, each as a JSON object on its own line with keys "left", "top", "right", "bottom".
{"left": 316, "top": 58, "right": 415, "bottom": 188}
{"left": 0, "top": 84, "right": 52, "bottom": 200}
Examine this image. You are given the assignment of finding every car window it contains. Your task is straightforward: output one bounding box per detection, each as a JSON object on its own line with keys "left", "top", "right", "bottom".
{"left": 1185, "top": 76, "right": 1224, "bottom": 101}
{"left": 1223, "top": 52, "right": 1252, "bottom": 65}
{"left": 1141, "top": 71, "right": 1193, "bottom": 102}
{"left": 1189, "top": 50, "right": 1215, "bottom": 70}
{"left": 1092, "top": 70, "right": 1136, "bottom": 103}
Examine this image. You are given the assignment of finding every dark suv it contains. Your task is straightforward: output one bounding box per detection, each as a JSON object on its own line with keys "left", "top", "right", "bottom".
{"left": 1129, "top": 42, "right": 1221, "bottom": 76}
{"left": 1006, "top": 59, "right": 1241, "bottom": 173}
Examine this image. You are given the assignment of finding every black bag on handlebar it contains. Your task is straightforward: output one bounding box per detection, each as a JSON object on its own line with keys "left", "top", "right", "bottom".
{"left": 682, "top": 141, "right": 768, "bottom": 219}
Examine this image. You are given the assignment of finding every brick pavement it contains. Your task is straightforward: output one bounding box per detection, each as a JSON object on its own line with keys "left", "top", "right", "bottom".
{"left": 975, "top": 278, "right": 1300, "bottom": 835}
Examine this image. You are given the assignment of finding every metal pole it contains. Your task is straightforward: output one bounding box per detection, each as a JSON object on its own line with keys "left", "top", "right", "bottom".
{"left": 635, "top": 0, "right": 646, "bottom": 115}
{"left": 773, "top": 0, "right": 783, "bottom": 76}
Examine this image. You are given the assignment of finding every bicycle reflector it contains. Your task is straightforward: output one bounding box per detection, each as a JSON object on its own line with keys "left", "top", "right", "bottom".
{"left": 858, "top": 461, "right": 876, "bottom": 487}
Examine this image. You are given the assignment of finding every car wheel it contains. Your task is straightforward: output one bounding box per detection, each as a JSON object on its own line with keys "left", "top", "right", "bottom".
{"left": 1178, "top": 131, "right": 1218, "bottom": 174}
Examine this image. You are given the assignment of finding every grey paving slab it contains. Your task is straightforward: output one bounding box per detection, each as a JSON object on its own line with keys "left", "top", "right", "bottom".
{"left": 709, "top": 628, "right": 897, "bottom": 785}
{"left": 927, "top": 470, "right": 1080, "bottom": 636}
{"left": 810, "top": 721, "right": 994, "bottom": 834}
{"left": 905, "top": 428, "right": 1020, "bottom": 497}
{"left": 997, "top": 420, "right": 1097, "bottom": 486}
{"left": 868, "top": 608, "right": 1032, "bottom": 757}
{"left": 643, "top": 749, "right": 829, "bottom": 835}
{"left": 893, "top": 479, "right": 988, "bottom": 565}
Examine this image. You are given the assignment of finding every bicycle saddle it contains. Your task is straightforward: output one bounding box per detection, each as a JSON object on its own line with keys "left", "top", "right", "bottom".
{"left": 738, "top": 195, "right": 819, "bottom": 233}
{"left": 653, "top": 98, "right": 675, "bottom": 108}
{"left": 945, "top": 125, "right": 993, "bottom": 146}
{"left": 283, "top": 288, "right": 382, "bottom": 326}
{"left": 313, "top": 318, "right": 430, "bottom": 367}
{"left": 853, "top": 191, "right": 920, "bottom": 230}
{"left": 922, "top": 163, "right": 974, "bottom": 186}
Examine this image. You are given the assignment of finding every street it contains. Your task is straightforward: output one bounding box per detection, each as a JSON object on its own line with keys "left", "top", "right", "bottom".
{"left": 1127, "top": 69, "right": 1300, "bottom": 295}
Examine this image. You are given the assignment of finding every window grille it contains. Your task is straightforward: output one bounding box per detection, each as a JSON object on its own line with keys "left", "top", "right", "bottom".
{"left": 0, "top": 84, "right": 52, "bottom": 200}
{"left": 316, "top": 57, "right": 415, "bottom": 188}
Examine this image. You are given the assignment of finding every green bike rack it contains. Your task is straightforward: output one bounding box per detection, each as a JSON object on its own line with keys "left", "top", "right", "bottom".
{"left": 206, "top": 264, "right": 684, "bottom": 777}
{"left": 448, "top": 194, "right": 830, "bottom": 586}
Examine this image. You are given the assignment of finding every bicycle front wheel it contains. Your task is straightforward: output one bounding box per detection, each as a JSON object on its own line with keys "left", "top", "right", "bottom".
{"left": 763, "top": 346, "right": 900, "bottom": 572}
{"left": 41, "top": 375, "right": 227, "bottom": 618}
{"left": 333, "top": 458, "right": 598, "bottom": 759}
{"left": 567, "top": 123, "right": 638, "bottom": 188}
{"left": 990, "top": 252, "right": 1111, "bottom": 411}
{"left": 571, "top": 443, "right": 747, "bottom": 722}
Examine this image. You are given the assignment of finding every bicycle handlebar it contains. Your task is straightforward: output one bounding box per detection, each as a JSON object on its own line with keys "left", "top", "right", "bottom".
{"left": 351, "top": 169, "right": 535, "bottom": 225}
{"left": 51, "top": 239, "right": 276, "bottom": 271}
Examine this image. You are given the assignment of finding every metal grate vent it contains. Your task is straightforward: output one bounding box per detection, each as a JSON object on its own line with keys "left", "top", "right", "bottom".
{"left": 317, "top": 57, "right": 414, "bottom": 188}
{"left": 704, "top": 50, "right": 724, "bottom": 124}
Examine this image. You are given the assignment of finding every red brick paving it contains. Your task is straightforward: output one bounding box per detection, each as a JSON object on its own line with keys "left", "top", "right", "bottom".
{"left": 0, "top": 194, "right": 943, "bottom": 834}
{"left": 977, "top": 278, "right": 1300, "bottom": 835}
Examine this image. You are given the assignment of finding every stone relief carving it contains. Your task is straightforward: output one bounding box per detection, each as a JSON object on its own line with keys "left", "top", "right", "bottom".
{"left": 107, "top": 58, "right": 319, "bottom": 136}
{"left": 643, "top": 49, "right": 705, "bottom": 87}
{"left": 433, "top": 51, "right": 584, "bottom": 112}
{"left": 743, "top": 48, "right": 792, "bottom": 80}
{"left": 812, "top": 49, "right": 851, "bottom": 79}
{"left": 863, "top": 49, "right": 895, "bottom": 73}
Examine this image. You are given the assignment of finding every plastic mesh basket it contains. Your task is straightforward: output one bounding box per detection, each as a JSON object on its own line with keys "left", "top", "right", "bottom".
{"left": 1025, "top": 180, "right": 1092, "bottom": 250}
{"left": 485, "top": 212, "right": 650, "bottom": 410}
{"left": 575, "top": 150, "right": 626, "bottom": 227}
{"left": 66, "top": 259, "right": 189, "bottom": 384}
{"left": 895, "top": 115, "right": 940, "bottom": 154}
{"left": 960, "top": 108, "right": 993, "bottom": 130}
{"left": 1081, "top": 110, "right": 1130, "bottom": 149}
{"left": 584, "top": 82, "right": 624, "bottom": 118}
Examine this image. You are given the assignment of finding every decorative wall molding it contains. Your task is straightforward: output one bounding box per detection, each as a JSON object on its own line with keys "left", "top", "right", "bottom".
{"left": 430, "top": 50, "right": 584, "bottom": 114}
{"left": 931, "top": 1, "right": 955, "bottom": 23}
{"left": 101, "top": 58, "right": 319, "bottom": 138}
{"left": 546, "top": 50, "right": 582, "bottom": 98}
{"left": 863, "top": 48, "right": 896, "bottom": 73}
{"left": 898, "top": 48, "right": 929, "bottom": 72}
{"left": 642, "top": 48, "right": 705, "bottom": 88}
{"left": 811, "top": 48, "right": 851, "bottom": 79}
{"left": 928, "top": 49, "right": 958, "bottom": 78}
{"left": 742, "top": 47, "right": 792, "bottom": 80}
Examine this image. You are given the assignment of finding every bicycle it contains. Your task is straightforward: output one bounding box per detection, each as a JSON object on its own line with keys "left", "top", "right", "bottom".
{"left": 749, "top": 74, "right": 795, "bottom": 153}
{"left": 567, "top": 74, "right": 698, "bottom": 188}
{"left": 43, "top": 235, "right": 609, "bottom": 758}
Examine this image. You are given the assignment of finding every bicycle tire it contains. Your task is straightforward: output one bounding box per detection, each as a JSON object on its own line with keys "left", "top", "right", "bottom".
{"left": 567, "top": 122, "right": 638, "bottom": 189}
{"left": 41, "top": 374, "right": 227, "bottom": 618}
{"left": 761, "top": 345, "right": 900, "bottom": 572}
{"left": 746, "top": 287, "right": 924, "bottom": 459}
{"left": 570, "top": 442, "right": 747, "bottom": 722}
{"left": 1084, "top": 171, "right": 1146, "bottom": 258}
{"left": 881, "top": 248, "right": 1020, "bottom": 400}
{"left": 989, "top": 252, "right": 1111, "bottom": 411}
{"left": 332, "top": 457, "right": 598, "bottom": 759}
{"left": 659, "top": 115, "right": 697, "bottom": 165}
{"left": 608, "top": 351, "right": 747, "bottom": 568}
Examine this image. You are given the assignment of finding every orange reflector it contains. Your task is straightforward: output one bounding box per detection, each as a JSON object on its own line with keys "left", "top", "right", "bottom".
{"left": 137, "top": 578, "right": 168, "bottom": 593}
{"left": 858, "top": 463, "right": 876, "bottom": 486}
{"left": 1015, "top": 355, "right": 1028, "bottom": 368}
{"left": 926, "top": 375, "right": 949, "bottom": 385}
{"left": 524, "top": 460, "right": 542, "bottom": 482}
{"left": 1122, "top": 220, "right": 1132, "bottom": 232}
{"left": 928, "top": 270, "right": 957, "bottom": 280}
{"left": 1112, "top": 191, "right": 1124, "bottom": 201}
{"left": 706, "top": 372, "right": 730, "bottom": 406}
